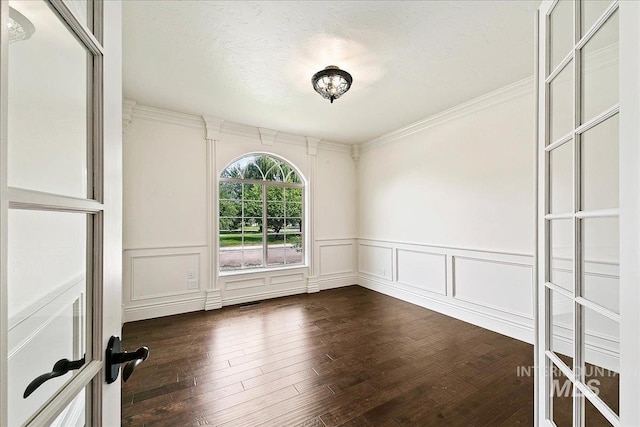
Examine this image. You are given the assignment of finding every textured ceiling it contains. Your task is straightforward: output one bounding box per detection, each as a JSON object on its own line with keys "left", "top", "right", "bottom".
{"left": 123, "top": 1, "right": 539, "bottom": 144}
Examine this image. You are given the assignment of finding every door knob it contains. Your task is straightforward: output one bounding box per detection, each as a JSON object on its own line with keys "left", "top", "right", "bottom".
{"left": 105, "top": 336, "right": 149, "bottom": 384}
{"left": 24, "top": 356, "right": 85, "bottom": 398}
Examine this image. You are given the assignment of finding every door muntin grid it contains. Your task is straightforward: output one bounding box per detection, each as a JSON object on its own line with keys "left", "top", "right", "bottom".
{"left": 542, "top": 0, "right": 620, "bottom": 426}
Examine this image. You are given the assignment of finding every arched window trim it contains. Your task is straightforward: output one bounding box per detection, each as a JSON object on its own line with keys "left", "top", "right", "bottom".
{"left": 218, "top": 153, "right": 306, "bottom": 272}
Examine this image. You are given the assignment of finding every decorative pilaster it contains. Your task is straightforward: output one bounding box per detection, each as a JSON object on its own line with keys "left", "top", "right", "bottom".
{"left": 203, "top": 116, "right": 225, "bottom": 310}
{"left": 306, "top": 136, "right": 320, "bottom": 293}
{"left": 122, "top": 99, "right": 137, "bottom": 135}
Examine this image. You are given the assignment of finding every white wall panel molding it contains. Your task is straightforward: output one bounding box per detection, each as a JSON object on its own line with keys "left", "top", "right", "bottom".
{"left": 358, "top": 275, "right": 534, "bottom": 344}
{"left": 451, "top": 255, "right": 534, "bottom": 319}
{"left": 123, "top": 246, "right": 208, "bottom": 319}
{"left": 318, "top": 240, "right": 357, "bottom": 277}
{"left": 396, "top": 249, "right": 447, "bottom": 296}
{"left": 360, "top": 76, "right": 534, "bottom": 152}
{"left": 357, "top": 238, "right": 535, "bottom": 343}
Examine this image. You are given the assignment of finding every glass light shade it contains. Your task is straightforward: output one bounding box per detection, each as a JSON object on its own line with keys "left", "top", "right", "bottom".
{"left": 311, "top": 65, "right": 353, "bottom": 103}
{"left": 8, "top": 7, "right": 35, "bottom": 43}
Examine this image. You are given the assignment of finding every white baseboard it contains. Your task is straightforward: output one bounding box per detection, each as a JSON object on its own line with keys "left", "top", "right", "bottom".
{"left": 318, "top": 274, "right": 357, "bottom": 291}
{"left": 123, "top": 296, "right": 206, "bottom": 322}
{"left": 358, "top": 274, "right": 534, "bottom": 344}
{"left": 221, "top": 286, "right": 308, "bottom": 307}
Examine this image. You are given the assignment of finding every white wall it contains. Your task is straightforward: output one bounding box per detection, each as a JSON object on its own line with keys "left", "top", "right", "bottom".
{"left": 122, "top": 105, "right": 357, "bottom": 321}
{"left": 357, "top": 79, "right": 537, "bottom": 343}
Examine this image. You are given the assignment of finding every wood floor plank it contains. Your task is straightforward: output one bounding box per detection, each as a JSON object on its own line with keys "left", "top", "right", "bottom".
{"left": 121, "top": 286, "right": 536, "bottom": 427}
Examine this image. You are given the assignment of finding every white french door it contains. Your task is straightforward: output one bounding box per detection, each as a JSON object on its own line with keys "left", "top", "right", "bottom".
{"left": 537, "top": 0, "right": 640, "bottom": 426}
{"left": 0, "top": 1, "right": 122, "bottom": 425}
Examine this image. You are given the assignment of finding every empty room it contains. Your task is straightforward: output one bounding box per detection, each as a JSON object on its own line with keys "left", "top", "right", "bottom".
{"left": 1, "top": 0, "right": 639, "bottom": 426}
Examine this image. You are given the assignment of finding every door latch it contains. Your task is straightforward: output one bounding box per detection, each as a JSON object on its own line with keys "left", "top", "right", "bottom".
{"left": 105, "top": 336, "right": 149, "bottom": 384}
{"left": 24, "top": 356, "right": 85, "bottom": 398}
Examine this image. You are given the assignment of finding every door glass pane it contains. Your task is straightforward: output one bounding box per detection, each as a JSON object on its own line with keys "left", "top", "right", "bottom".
{"left": 7, "top": 209, "right": 88, "bottom": 426}
{"left": 582, "top": 217, "right": 619, "bottom": 313}
{"left": 581, "top": 115, "right": 619, "bottom": 211}
{"left": 582, "top": 0, "right": 613, "bottom": 37}
{"left": 550, "top": 219, "right": 573, "bottom": 292}
{"left": 581, "top": 10, "right": 618, "bottom": 124}
{"left": 549, "top": 0, "right": 574, "bottom": 74}
{"left": 8, "top": 0, "right": 89, "bottom": 198}
{"left": 585, "top": 395, "right": 615, "bottom": 426}
{"left": 582, "top": 305, "right": 619, "bottom": 415}
{"left": 550, "top": 290, "right": 574, "bottom": 367}
{"left": 550, "top": 61, "right": 574, "bottom": 143}
{"left": 551, "top": 360, "right": 573, "bottom": 427}
{"left": 64, "top": 0, "right": 90, "bottom": 29}
{"left": 550, "top": 141, "right": 573, "bottom": 214}
{"left": 51, "top": 387, "right": 87, "bottom": 427}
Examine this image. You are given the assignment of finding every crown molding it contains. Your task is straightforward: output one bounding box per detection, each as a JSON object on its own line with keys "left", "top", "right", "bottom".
{"left": 123, "top": 100, "right": 352, "bottom": 153}
{"left": 132, "top": 104, "right": 205, "bottom": 129}
{"left": 360, "top": 76, "right": 534, "bottom": 153}
{"left": 122, "top": 99, "right": 137, "bottom": 134}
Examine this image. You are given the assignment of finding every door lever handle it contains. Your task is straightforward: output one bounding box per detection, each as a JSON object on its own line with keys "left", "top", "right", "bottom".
{"left": 106, "top": 336, "right": 149, "bottom": 383}
{"left": 24, "top": 356, "right": 85, "bottom": 398}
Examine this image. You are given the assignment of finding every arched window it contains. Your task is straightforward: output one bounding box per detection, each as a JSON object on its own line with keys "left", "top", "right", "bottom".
{"left": 219, "top": 154, "right": 304, "bottom": 271}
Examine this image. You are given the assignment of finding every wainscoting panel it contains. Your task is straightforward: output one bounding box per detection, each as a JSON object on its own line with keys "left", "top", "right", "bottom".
{"left": 123, "top": 246, "right": 209, "bottom": 322}
{"left": 359, "top": 243, "right": 393, "bottom": 281}
{"left": 357, "top": 239, "right": 535, "bottom": 343}
{"left": 315, "top": 239, "right": 358, "bottom": 291}
{"left": 396, "top": 249, "right": 447, "bottom": 295}
{"left": 452, "top": 256, "right": 533, "bottom": 318}
{"left": 219, "top": 267, "right": 308, "bottom": 307}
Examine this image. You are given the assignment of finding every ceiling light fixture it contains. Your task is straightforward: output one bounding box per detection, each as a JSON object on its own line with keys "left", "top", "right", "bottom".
{"left": 7, "top": 7, "right": 35, "bottom": 44}
{"left": 311, "top": 66, "right": 353, "bottom": 104}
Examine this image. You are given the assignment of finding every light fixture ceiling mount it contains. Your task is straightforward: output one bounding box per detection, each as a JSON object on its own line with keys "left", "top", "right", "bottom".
{"left": 311, "top": 66, "right": 353, "bottom": 104}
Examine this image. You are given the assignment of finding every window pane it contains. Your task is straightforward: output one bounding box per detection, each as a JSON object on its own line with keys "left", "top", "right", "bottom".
{"left": 550, "top": 140, "right": 573, "bottom": 214}
{"left": 550, "top": 290, "right": 574, "bottom": 368}
{"left": 267, "top": 202, "right": 284, "bottom": 220}
{"left": 549, "top": 0, "right": 573, "bottom": 74}
{"left": 581, "top": 10, "right": 618, "bottom": 124}
{"left": 267, "top": 239, "right": 286, "bottom": 266}
{"left": 550, "top": 360, "right": 573, "bottom": 427}
{"left": 549, "top": 61, "right": 574, "bottom": 143}
{"left": 582, "top": 0, "right": 613, "bottom": 37}
{"left": 219, "top": 200, "right": 242, "bottom": 218}
{"left": 219, "top": 218, "right": 242, "bottom": 234}
{"left": 243, "top": 183, "right": 262, "bottom": 200}
{"left": 219, "top": 182, "right": 241, "bottom": 200}
{"left": 266, "top": 186, "right": 284, "bottom": 201}
{"left": 286, "top": 202, "right": 302, "bottom": 218}
{"left": 583, "top": 305, "right": 619, "bottom": 415}
{"left": 242, "top": 231, "right": 263, "bottom": 268}
{"left": 582, "top": 217, "right": 619, "bottom": 313}
{"left": 285, "top": 187, "right": 303, "bottom": 202}
{"left": 8, "top": 0, "right": 89, "bottom": 198}
{"left": 7, "top": 209, "right": 88, "bottom": 426}
{"left": 285, "top": 234, "right": 303, "bottom": 265}
{"left": 581, "top": 115, "right": 619, "bottom": 211}
{"left": 243, "top": 200, "right": 263, "bottom": 219}
{"left": 285, "top": 218, "right": 302, "bottom": 233}
{"left": 550, "top": 219, "right": 573, "bottom": 292}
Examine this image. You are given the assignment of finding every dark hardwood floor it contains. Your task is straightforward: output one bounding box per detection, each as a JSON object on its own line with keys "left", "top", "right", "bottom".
{"left": 121, "top": 286, "right": 536, "bottom": 426}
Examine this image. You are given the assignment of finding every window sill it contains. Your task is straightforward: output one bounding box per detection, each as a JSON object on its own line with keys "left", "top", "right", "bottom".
{"left": 218, "top": 264, "right": 308, "bottom": 278}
